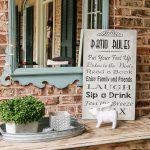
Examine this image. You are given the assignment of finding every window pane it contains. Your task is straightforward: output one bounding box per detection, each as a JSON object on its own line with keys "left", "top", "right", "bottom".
{"left": 88, "top": 14, "right": 91, "bottom": 28}
{"left": 46, "top": 2, "right": 53, "bottom": 60}
{"left": 87, "top": 0, "right": 103, "bottom": 29}
{"left": 92, "top": 13, "right": 97, "bottom": 29}
{"left": 92, "top": 0, "right": 97, "bottom": 12}
{"left": 97, "top": 13, "right": 102, "bottom": 28}
{"left": 97, "top": 0, "right": 102, "bottom": 12}
{"left": 88, "top": 0, "right": 91, "bottom": 12}
{"left": 92, "top": 0, "right": 94, "bottom": 12}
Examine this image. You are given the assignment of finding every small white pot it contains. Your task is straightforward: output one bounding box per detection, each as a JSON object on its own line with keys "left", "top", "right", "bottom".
{"left": 49, "top": 111, "right": 70, "bottom": 131}
{"left": 6, "top": 121, "right": 38, "bottom": 134}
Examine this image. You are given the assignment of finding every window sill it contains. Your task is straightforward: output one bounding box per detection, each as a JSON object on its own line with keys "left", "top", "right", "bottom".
{"left": 11, "top": 67, "right": 83, "bottom": 88}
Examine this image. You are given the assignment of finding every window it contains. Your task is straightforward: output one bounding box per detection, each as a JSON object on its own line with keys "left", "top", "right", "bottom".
{"left": 15, "top": 0, "right": 55, "bottom": 68}
{"left": 14, "top": 0, "right": 79, "bottom": 68}
{"left": 3, "top": 0, "right": 108, "bottom": 88}
{"left": 83, "top": 0, "right": 109, "bottom": 29}
{"left": 14, "top": 0, "right": 108, "bottom": 69}
{"left": 87, "top": 0, "right": 103, "bottom": 29}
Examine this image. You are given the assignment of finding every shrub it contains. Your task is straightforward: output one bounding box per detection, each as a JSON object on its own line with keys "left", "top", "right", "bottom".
{"left": 0, "top": 96, "right": 45, "bottom": 124}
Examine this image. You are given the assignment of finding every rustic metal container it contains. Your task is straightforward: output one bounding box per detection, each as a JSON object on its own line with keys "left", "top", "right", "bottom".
{"left": 49, "top": 111, "right": 70, "bottom": 131}
{"left": 0, "top": 117, "right": 85, "bottom": 143}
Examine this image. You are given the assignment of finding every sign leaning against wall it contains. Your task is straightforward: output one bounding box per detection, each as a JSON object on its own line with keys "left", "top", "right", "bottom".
{"left": 82, "top": 29, "right": 137, "bottom": 120}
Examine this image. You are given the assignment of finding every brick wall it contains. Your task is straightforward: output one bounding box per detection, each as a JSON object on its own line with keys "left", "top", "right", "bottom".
{"left": 0, "top": 0, "right": 82, "bottom": 118}
{"left": 76, "top": 0, "right": 82, "bottom": 64}
{"left": 109, "top": 0, "right": 150, "bottom": 117}
{"left": 0, "top": 0, "right": 8, "bottom": 76}
{"left": 54, "top": 0, "right": 61, "bottom": 57}
{"left": 0, "top": 0, "right": 150, "bottom": 119}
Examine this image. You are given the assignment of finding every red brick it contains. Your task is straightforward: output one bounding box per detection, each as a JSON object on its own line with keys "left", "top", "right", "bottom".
{"left": 0, "top": 22, "right": 7, "bottom": 32}
{"left": 136, "top": 92, "right": 140, "bottom": 100}
{"left": 141, "top": 91, "right": 150, "bottom": 99}
{"left": 15, "top": 88, "right": 28, "bottom": 96}
{"left": 119, "top": 18, "right": 143, "bottom": 27}
{"left": 45, "top": 105, "right": 57, "bottom": 115}
{"left": 0, "top": 12, "right": 8, "bottom": 21}
{"left": 68, "top": 84, "right": 77, "bottom": 94}
{"left": 118, "top": 0, "right": 143, "bottom": 7}
{"left": 46, "top": 85, "right": 54, "bottom": 95}
{"left": 26, "top": 84, "right": 43, "bottom": 96}
{"left": 137, "top": 47, "right": 150, "bottom": 55}
{"left": 77, "top": 104, "right": 82, "bottom": 113}
{"left": 138, "top": 36, "right": 150, "bottom": 46}
{"left": 57, "top": 105, "right": 67, "bottom": 111}
{"left": 53, "top": 87, "right": 64, "bottom": 95}
{"left": 0, "top": 45, "right": 6, "bottom": 54}
{"left": 0, "top": 34, "right": 7, "bottom": 44}
{"left": 118, "top": 0, "right": 131, "bottom": 6}
{"left": 117, "top": 8, "right": 131, "bottom": 16}
{"left": 137, "top": 37, "right": 143, "bottom": 45}
{"left": 0, "top": 59, "right": 5, "bottom": 65}
{"left": 0, "top": 55, "right": 5, "bottom": 59}
{"left": 144, "top": 19, "right": 150, "bottom": 27}
{"left": 131, "top": 9, "right": 144, "bottom": 17}
{"left": 77, "top": 87, "right": 82, "bottom": 94}
{"left": 109, "top": 0, "right": 116, "bottom": 5}
{"left": 137, "top": 28, "right": 150, "bottom": 36}
{"left": 109, "top": 17, "right": 115, "bottom": 27}
{"left": 136, "top": 100, "right": 150, "bottom": 108}
{"left": 136, "top": 74, "right": 142, "bottom": 81}
{"left": 136, "top": 108, "right": 150, "bottom": 117}
{"left": 74, "top": 96, "right": 82, "bottom": 103}
{"left": 10, "top": 81, "right": 21, "bottom": 87}
{"left": 137, "top": 56, "right": 143, "bottom": 64}
{"left": 132, "top": 0, "right": 143, "bottom": 7}
{"left": 54, "top": 0, "right": 61, "bottom": 56}
{"left": 0, "top": 1, "right": 8, "bottom": 10}
{"left": 67, "top": 105, "right": 77, "bottom": 114}
{"left": 137, "top": 65, "right": 150, "bottom": 72}
{"left": 0, "top": 88, "right": 15, "bottom": 97}
{"left": 109, "top": 7, "right": 113, "bottom": 16}
{"left": 40, "top": 97, "right": 59, "bottom": 105}
{"left": 145, "top": 0, "right": 150, "bottom": 8}
{"left": 59, "top": 96, "right": 74, "bottom": 104}
{"left": 0, "top": 67, "right": 4, "bottom": 75}
{"left": 142, "top": 74, "right": 150, "bottom": 81}
{"left": 136, "top": 83, "right": 149, "bottom": 90}
{"left": 143, "top": 9, "right": 150, "bottom": 16}
{"left": 143, "top": 56, "right": 150, "bottom": 63}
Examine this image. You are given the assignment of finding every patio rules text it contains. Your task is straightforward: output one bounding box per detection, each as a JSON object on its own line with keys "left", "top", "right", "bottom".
{"left": 82, "top": 29, "right": 137, "bottom": 120}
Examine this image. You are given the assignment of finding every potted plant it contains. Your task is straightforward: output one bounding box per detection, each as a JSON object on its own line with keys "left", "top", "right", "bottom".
{"left": 0, "top": 96, "right": 45, "bottom": 133}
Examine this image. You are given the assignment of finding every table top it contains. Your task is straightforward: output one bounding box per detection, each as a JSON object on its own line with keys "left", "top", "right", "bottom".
{"left": 0, "top": 115, "right": 150, "bottom": 150}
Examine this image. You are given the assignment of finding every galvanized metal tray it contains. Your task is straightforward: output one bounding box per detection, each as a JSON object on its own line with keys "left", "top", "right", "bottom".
{"left": 0, "top": 117, "right": 85, "bottom": 143}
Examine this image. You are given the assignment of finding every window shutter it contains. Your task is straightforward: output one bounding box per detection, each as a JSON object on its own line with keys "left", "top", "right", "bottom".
{"left": 15, "top": 6, "right": 20, "bottom": 65}
{"left": 26, "top": 6, "right": 34, "bottom": 65}
{"left": 61, "top": 0, "right": 77, "bottom": 66}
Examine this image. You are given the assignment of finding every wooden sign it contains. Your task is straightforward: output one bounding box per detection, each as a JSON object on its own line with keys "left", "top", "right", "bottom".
{"left": 82, "top": 29, "right": 137, "bottom": 120}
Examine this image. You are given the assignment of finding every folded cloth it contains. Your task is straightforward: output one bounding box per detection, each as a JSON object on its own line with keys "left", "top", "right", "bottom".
{"left": 47, "top": 59, "right": 69, "bottom": 65}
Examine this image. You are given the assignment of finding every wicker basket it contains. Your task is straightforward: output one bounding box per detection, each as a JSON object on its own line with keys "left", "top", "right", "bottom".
{"left": 49, "top": 111, "right": 70, "bottom": 131}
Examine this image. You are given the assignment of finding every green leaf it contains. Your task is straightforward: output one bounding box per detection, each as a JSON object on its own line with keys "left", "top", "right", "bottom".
{"left": 0, "top": 96, "right": 45, "bottom": 124}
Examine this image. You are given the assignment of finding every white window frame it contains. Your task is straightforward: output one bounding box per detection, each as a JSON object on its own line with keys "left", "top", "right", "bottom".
{"left": 36, "top": 0, "right": 55, "bottom": 67}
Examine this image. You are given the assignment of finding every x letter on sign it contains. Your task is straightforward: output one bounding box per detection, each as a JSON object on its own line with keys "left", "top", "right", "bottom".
{"left": 120, "top": 108, "right": 126, "bottom": 115}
